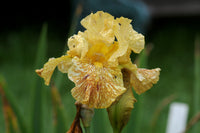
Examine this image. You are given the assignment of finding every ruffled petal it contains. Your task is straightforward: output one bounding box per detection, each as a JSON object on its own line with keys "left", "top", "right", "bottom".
{"left": 109, "top": 17, "right": 144, "bottom": 61}
{"left": 36, "top": 55, "right": 72, "bottom": 85}
{"left": 81, "top": 11, "right": 115, "bottom": 45}
{"left": 108, "top": 18, "right": 128, "bottom": 61}
{"left": 116, "top": 17, "right": 145, "bottom": 54}
{"left": 131, "top": 68, "right": 161, "bottom": 94}
{"left": 129, "top": 32, "right": 144, "bottom": 54}
{"left": 67, "top": 31, "right": 89, "bottom": 58}
{"left": 68, "top": 57, "right": 126, "bottom": 108}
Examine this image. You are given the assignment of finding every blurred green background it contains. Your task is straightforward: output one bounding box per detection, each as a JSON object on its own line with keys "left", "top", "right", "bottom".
{"left": 0, "top": 0, "right": 200, "bottom": 133}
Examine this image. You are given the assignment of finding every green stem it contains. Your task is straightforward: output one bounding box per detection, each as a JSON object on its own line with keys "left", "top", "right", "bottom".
{"left": 113, "top": 128, "right": 120, "bottom": 133}
{"left": 84, "top": 127, "right": 91, "bottom": 133}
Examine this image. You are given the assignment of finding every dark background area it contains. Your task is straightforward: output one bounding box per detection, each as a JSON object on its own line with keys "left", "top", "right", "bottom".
{"left": 0, "top": 1, "right": 71, "bottom": 36}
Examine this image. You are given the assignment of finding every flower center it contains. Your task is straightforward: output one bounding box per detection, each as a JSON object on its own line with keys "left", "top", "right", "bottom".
{"left": 86, "top": 42, "right": 118, "bottom": 64}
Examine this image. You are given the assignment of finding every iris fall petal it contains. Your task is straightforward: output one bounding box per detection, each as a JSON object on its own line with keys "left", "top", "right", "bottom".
{"left": 36, "top": 55, "right": 72, "bottom": 85}
{"left": 131, "top": 68, "right": 161, "bottom": 94}
{"left": 68, "top": 57, "right": 126, "bottom": 108}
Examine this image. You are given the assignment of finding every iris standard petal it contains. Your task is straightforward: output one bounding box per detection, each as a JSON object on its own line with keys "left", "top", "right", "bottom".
{"left": 81, "top": 11, "right": 115, "bottom": 45}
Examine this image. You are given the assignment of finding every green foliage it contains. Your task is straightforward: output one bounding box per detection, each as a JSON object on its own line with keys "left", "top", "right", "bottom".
{"left": 0, "top": 19, "right": 199, "bottom": 133}
{"left": 129, "top": 48, "right": 148, "bottom": 133}
{"left": 192, "top": 34, "right": 200, "bottom": 133}
{"left": 0, "top": 76, "right": 28, "bottom": 133}
{"left": 30, "top": 23, "right": 48, "bottom": 133}
{"left": 51, "top": 85, "right": 68, "bottom": 133}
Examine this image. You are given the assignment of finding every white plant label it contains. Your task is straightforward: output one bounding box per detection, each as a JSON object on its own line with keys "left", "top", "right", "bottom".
{"left": 166, "top": 102, "right": 189, "bottom": 133}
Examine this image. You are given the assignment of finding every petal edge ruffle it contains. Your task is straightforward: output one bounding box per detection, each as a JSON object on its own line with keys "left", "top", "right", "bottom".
{"left": 131, "top": 68, "right": 161, "bottom": 94}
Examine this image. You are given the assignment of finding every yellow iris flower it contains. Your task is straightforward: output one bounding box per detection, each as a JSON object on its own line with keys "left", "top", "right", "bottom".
{"left": 36, "top": 11, "right": 160, "bottom": 109}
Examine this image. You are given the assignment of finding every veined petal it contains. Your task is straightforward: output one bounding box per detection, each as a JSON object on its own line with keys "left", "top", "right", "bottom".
{"left": 131, "top": 68, "right": 161, "bottom": 94}
{"left": 68, "top": 57, "right": 126, "bottom": 108}
{"left": 36, "top": 55, "right": 72, "bottom": 86}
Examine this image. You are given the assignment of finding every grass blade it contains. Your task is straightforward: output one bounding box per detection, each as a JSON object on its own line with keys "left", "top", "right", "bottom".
{"left": 2, "top": 95, "right": 20, "bottom": 133}
{"left": 184, "top": 112, "right": 200, "bottom": 133}
{"left": 51, "top": 85, "right": 68, "bottom": 133}
{"left": 34, "top": 23, "right": 48, "bottom": 69}
{"left": 31, "top": 23, "right": 48, "bottom": 133}
{"left": 92, "top": 109, "right": 112, "bottom": 133}
{"left": 150, "top": 94, "right": 176, "bottom": 133}
{"left": 0, "top": 75, "right": 27, "bottom": 133}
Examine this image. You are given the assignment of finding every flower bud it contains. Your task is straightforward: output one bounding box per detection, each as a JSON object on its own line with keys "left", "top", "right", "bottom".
{"left": 80, "top": 104, "right": 94, "bottom": 128}
{"left": 107, "top": 69, "right": 137, "bottom": 133}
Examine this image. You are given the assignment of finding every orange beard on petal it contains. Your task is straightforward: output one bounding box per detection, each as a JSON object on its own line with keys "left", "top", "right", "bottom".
{"left": 68, "top": 57, "right": 126, "bottom": 108}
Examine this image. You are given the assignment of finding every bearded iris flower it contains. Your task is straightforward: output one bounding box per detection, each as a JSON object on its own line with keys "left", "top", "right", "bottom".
{"left": 36, "top": 11, "right": 160, "bottom": 109}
